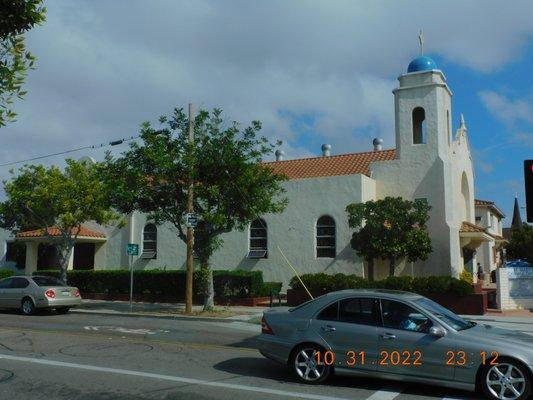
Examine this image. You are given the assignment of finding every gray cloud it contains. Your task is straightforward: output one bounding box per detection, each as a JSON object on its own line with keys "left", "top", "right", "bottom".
{"left": 1, "top": 0, "right": 533, "bottom": 184}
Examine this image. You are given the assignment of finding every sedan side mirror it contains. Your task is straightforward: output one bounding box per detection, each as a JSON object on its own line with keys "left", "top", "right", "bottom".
{"left": 429, "top": 326, "right": 446, "bottom": 338}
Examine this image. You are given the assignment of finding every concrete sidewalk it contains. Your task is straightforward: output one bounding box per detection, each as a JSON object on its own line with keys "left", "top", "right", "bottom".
{"left": 72, "top": 299, "right": 269, "bottom": 322}
{"left": 74, "top": 300, "right": 533, "bottom": 329}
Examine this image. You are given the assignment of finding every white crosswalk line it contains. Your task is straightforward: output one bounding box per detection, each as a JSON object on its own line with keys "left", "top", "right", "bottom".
{"left": 364, "top": 385, "right": 403, "bottom": 400}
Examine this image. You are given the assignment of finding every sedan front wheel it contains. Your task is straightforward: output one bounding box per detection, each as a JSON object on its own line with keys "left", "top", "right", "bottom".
{"left": 482, "top": 358, "right": 531, "bottom": 400}
{"left": 291, "top": 345, "right": 332, "bottom": 384}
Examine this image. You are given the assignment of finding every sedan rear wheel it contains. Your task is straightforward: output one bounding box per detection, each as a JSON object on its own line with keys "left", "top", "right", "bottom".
{"left": 21, "top": 297, "right": 35, "bottom": 316}
{"left": 292, "top": 345, "right": 331, "bottom": 384}
{"left": 482, "top": 359, "right": 531, "bottom": 400}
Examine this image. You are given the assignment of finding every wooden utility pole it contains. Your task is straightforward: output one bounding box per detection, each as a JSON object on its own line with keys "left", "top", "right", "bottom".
{"left": 185, "top": 103, "right": 195, "bottom": 314}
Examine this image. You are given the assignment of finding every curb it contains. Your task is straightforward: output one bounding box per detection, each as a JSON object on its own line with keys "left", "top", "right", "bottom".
{"left": 71, "top": 308, "right": 256, "bottom": 323}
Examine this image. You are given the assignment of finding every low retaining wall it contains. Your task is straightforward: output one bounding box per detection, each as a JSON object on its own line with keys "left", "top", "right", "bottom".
{"left": 287, "top": 289, "right": 487, "bottom": 315}
{"left": 497, "top": 267, "right": 533, "bottom": 310}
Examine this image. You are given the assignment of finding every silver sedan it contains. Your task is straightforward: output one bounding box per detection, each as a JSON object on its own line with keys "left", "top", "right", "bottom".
{"left": 258, "top": 289, "right": 533, "bottom": 400}
{"left": 0, "top": 275, "right": 82, "bottom": 315}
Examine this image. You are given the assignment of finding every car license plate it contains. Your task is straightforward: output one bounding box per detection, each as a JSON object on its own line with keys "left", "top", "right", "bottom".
{"left": 62, "top": 291, "right": 70, "bottom": 296}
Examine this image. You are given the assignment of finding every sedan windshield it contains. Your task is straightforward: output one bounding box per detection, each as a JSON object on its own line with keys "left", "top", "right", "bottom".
{"left": 415, "top": 297, "right": 475, "bottom": 331}
{"left": 33, "top": 276, "right": 66, "bottom": 287}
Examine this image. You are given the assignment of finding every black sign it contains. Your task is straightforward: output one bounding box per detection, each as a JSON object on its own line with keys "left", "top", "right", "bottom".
{"left": 525, "top": 160, "right": 533, "bottom": 223}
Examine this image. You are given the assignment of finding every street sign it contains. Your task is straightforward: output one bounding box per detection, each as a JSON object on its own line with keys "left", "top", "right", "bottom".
{"left": 185, "top": 213, "right": 198, "bottom": 228}
{"left": 126, "top": 243, "right": 139, "bottom": 256}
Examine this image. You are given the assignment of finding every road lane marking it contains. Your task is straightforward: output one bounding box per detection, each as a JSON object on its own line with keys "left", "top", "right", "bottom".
{"left": 0, "top": 353, "right": 352, "bottom": 400}
{"left": 83, "top": 326, "right": 170, "bottom": 335}
{"left": 365, "top": 385, "right": 403, "bottom": 400}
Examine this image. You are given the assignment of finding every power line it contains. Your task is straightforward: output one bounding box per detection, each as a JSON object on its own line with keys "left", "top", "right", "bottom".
{"left": 0, "top": 135, "right": 140, "bottom": 168}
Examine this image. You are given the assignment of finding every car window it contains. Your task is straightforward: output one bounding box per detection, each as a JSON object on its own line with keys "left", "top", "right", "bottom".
{"left": 11, "top": 277, "right": 29, "bottom": 289}
{"left": 0, "top": 278, "right": 14, "bottom": 289}
{"left": 339, "top": 298, "right": 377, "bottom": 325}
{"left": 32, "top": 276, "right": 66, "bottom": 287}
{"left": 381, "top": 299, "right": 432, "bottom": 333}
{"left": 316, "top": 301, "right": 338, "bottom": 321}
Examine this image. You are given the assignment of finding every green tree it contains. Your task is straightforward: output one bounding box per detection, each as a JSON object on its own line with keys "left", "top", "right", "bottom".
{"left": 506, "top": 223, "right": 533, "bottom": 264}
{"left": 0, "top": 159, "right": 122, "bottom": 283}
{"left": 0, "top": 0, "right": 46, "bottom": 127}
{"left": 101, "top": 107, "right": 288, "bottom": 310}
{"left": 346, "top": 197, "right": 432, "bottom": 277}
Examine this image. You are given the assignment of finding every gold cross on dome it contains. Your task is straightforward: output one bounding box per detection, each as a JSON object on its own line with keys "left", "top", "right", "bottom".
{"left": 418, "top": 30, "right": 424, "bottom": 55}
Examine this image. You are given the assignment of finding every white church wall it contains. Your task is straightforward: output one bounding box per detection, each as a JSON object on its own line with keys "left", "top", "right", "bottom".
{"left": 210, "top": 174, "right": 373, "bottom": 286}
{"left": 98, "top": 174, "right": 374, "bottom": 286}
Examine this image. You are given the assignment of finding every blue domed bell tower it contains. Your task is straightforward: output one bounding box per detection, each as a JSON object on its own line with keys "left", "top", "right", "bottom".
{"left": 393, "top": 43, "right": 452, "bottom": 160}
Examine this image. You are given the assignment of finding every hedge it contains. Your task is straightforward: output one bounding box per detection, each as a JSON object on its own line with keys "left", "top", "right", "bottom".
{"left": 34, "top": 269, "right": 279, "bottom": 299}
{"left": 289, "top": 273, "right": 473, "bottom": 296}
{"left": 0, "top": 270, "right": 14, "bottom": 280}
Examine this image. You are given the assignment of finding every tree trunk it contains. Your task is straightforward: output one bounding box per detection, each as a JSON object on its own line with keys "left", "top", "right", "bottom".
{"left": 58, "top": 244, "right": 73, "bottom": 284}
{"left": 367, "top": 258, "right": 374, "bottom": 281}
{"left": 202, "top": 261, "right": 214, "bottom": 311}
{"left": 389, "top": 257, "right": 396, "bottom": 277}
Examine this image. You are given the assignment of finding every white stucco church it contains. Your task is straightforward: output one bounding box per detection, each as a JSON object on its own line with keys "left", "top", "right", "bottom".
{"left": 1, "top": 54, "right": 506, "bottom": 286}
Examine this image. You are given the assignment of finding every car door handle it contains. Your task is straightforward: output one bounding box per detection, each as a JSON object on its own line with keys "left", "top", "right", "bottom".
{"left": 380, "top": 333, "right": 396, "bottom": 340}
{"left": 321, "top": 325, "right": 336, "bottom": 332}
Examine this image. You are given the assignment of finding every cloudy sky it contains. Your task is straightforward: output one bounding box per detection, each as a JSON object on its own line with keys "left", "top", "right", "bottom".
{"left": 1, "top": 0, "right": 532, "bottom": 224}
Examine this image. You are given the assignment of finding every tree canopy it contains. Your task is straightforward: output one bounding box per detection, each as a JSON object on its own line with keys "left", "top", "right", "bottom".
{"left": 346, "top": 197, "right": 432, "bottom": 277}
{"left": 0, "top": 0, "right": 46, "bottom": 126}
{"left": 101, "top": 107, "right": 288, "bottom": 309}
{"left": 0, "top": 159, "right": 122, "bottom": 282}
{"left": 506, "top": 223, "right": 533, "bottom": 264}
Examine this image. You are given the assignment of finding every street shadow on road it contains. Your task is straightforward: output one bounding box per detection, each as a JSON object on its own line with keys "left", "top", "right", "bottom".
{"left": 213, "top": 357, "right": 481, "bottom": 398}
{"left": 214, "top": 356, "right": 391, "bottom": 390}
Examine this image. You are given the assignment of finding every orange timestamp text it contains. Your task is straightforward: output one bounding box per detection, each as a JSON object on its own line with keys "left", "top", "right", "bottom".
{"left": 314, "top": 350, "right": 500, "bottom": 368}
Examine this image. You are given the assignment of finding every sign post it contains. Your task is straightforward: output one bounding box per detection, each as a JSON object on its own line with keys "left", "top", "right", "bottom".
{"left": 126, "top": 243, "right": 139, "bottom": 311}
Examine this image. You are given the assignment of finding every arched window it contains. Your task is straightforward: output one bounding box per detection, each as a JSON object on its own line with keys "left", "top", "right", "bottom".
{"left": 142, "top": 223, "right": 157, "bottom": 259}
{"left": 248, "top": 219, "right": 267, "bottom": 258}
{"left": 412, "top": 107, "right": 426, "bottom": 144}
{"left": 316, "top": 216, "right": 336, "bottom": 258}
{"left": 460, "top": 172, "right": 471, "bottom": 222}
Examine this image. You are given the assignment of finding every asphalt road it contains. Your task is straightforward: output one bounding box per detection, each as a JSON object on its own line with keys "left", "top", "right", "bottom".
{"left": 0, "top": 310, "right": 528, "bottom": 400}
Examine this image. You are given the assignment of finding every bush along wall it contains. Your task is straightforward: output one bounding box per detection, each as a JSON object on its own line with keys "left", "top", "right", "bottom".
{"left": 287, "top": 273, "right": 489, "bottom": 314}
{"left": 34, "top": 269, "right": 279, "bottom": 302}
{"left": 0, "top": 270, "right": 14, "bottom": 280}
{"left": 289, "top": 273, "right": 474, "bottom": 296}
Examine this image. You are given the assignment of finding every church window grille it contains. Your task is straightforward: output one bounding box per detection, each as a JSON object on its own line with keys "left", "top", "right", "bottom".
{"left": 316, "top": 216, "right": 336, "bottom": 258}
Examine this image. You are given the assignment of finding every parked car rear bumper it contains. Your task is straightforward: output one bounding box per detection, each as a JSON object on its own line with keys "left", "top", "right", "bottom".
{"left": 35, "top": 297, "right": 82, "bottom": 308}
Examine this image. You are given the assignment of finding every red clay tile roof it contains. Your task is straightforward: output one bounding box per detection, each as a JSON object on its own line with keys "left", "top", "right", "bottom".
{"left": 263, "top": 149, "right": 396, "bottom": 179}
{"left": 16, "top": 226, "right": 106, "bottom": 239}
{"left": 475, "top": 199, "right": 494, "bottom": 206}
{"left": 460, "top": 221, "right": 487, "bottom": 233}
{"left": 474, "top": 199, "right": 505, "bottom": 218}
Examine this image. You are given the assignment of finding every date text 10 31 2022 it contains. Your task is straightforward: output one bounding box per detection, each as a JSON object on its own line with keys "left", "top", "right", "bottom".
{"left": 314, "top": 350, "right": 500, "bottom": 367}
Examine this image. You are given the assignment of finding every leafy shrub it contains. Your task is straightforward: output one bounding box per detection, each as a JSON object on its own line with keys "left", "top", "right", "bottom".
{"left": 459, "top": 270, "right": 473, "bottom": 284}
{"left": 256, "top": 281, "right": 283, "bottom": 297}
{"left": 34, "top": 269, "right": 270, "bottom": 298}
{"left": 290, "top": 273, "right": 473, "bottom": 296}
{"left": 0, "top": 270, "right": 14, "bottom": 280}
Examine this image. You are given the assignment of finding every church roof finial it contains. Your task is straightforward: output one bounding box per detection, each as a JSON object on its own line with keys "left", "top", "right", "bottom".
{"left": 460, "top": 113, "right": 467, "bottom": 130}
{"left": 418, "top": 30, "right": 424, "bottom": 55}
